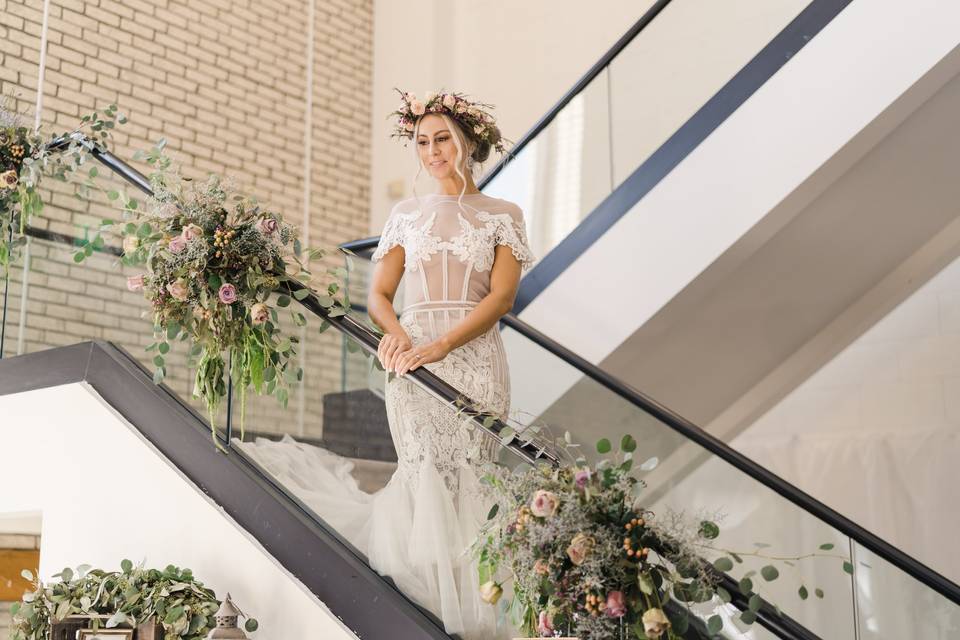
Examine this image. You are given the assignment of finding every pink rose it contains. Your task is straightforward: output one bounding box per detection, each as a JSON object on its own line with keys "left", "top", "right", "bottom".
{"left": 575, "top": 468, "right": 591, "bottom": 489}
{"left": 403, "top": 121, "right": 415, "bottom": 132}
{"left": 537, "top": 611, "right": 554, "bottom": 637}
{"left": 218, "top": 283, "right": 237, "bottom": 304}
{"left": 410, "top": 100, "right": 425, "bottom": 116}
{"left": 442, "top": 94, "right": 456, "bottom": 109}
{"left": 533, "top": 559, "right": 550, "bottom": 576}
{"left": 250, "top": 302, "right": 269, "bottom": 324}
{"left": 168, "top": 235, "right": 187, "bottom": 253}
{"left": 126, "top": 275, "right": 145, "bottom": 292}
{"left": 605, "top": 590, "right": 627, "bottom": 618}
{"left": 566, "top": 532, "right": 595, "bottom": 566}
{"left": 166, "top": 279, "right": 189, "bottom": 301}
{"left": 530, "top": 490, "right": 559, "bottom": 518}
{"left": 181, "top": 224, "right": 204, "bottom": 241}
{"left": 255, "top": 217, "right": 278, "bottom": 235}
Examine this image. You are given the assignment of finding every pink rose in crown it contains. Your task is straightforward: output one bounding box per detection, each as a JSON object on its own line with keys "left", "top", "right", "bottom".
{"left": 250, "top": 302, "right": 269, "bottom": 324}
{"left": 537, "top": 611, "right": 554, "bottom": 637}
{"left": 166, "top": 279, "right": 189, "bottom": 301}
{"left": 604, "top": 590, "right": 627, "bottom": 618}
{"left": 168, "top": 235, "right": 187, "bottom": 253}
{"left": 410, "top": 100, "right": 426, "bottom": 116}
{"left": 530, "top": 490, "right": 559, "bottom": 518}
{"left": 255, "top": 217, "right": 278, "bottom": 235}
{"left": 218, "top": 283, "right": 238, "bottom": 304}
{"left": 181, "top": 224, "right": 204, "bottom": 241}
{"left": 126, "top": 275, "right": 145, "bottom": 292}
{"left": 442, "top": 94, "right": 456, "bottom": 109}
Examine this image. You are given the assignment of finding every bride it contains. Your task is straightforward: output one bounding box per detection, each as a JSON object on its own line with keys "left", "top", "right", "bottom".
{"left": 241, "top": 90, "right": 535, "bottom": 639}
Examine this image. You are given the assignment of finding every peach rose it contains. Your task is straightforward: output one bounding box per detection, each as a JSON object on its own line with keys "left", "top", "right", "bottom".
{"left": 0, "top": 169, "right": 18, "bottom": 190}
{"left": 255, "top": 217, "right": 278, "bottom": 235}
{"left": 410, "top": 100, "right": 425, "bottom": 116}
{"left": 166, "top": 279, "right": 189, "bottom": 301}
{"left": 479, "top": 581, "right": 502, "bottom": 605}
{"left": 642, "top": 608, "right": 671, "bottom": 638}
{"left": 566, "top": 532, "right": 595, "bottom": 566}
{"left": 250, "top": 302, "right": 269, "bottom": 324}
{"left": 442, "top": 94, "right": 456, "bottom": 109}
{"left": 126, "top": 275, "right": 145, "bottom": 292}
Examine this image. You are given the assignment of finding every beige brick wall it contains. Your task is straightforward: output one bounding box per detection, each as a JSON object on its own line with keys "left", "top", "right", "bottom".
{"left": 1, "top": 0, "right": 373, "bottom": 439}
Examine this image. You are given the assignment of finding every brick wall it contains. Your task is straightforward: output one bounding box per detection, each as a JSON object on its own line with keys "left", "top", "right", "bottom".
{"left": 0, "top": 0, "right": 373, "bottom": 438}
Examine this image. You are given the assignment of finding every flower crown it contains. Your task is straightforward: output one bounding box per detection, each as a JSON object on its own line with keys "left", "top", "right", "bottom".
{"left": 389, "top": 88, "right": 506, "bottom": 155}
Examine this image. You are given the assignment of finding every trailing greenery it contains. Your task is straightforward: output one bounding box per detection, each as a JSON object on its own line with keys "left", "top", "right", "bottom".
{"left": 10, "top": 561, "right": 258, "bottom": 640}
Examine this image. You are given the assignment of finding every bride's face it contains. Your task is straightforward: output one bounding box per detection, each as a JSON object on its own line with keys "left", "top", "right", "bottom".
{"left": 417, "top": 114, "right": 462, "bottom": 180}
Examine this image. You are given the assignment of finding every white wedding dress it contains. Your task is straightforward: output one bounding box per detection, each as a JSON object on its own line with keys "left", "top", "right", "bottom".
{"left": 239, "top": 192, "right": 536, "bottom": 639}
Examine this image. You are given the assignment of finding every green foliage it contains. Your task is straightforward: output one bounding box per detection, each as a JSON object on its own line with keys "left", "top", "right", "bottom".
{"left": 9, "top": 561, "right": 258, "bottom": 640}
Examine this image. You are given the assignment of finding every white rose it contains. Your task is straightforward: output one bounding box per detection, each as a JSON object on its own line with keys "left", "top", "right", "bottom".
{"left": 642, "top": 608, "right": 671, "bottom": 638}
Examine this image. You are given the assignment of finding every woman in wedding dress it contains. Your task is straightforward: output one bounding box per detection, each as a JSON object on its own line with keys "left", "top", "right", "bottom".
{"left": 241, "top": 91, "right": 535, "bottom": 639}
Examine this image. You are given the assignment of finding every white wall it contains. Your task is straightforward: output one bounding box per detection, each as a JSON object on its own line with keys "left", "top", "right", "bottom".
{"left": 0, "top": 383, "right": 357, "bottom": 640}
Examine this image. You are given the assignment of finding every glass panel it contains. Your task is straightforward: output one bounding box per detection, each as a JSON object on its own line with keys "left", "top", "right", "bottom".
{"left": 483, "top": 67, "right": 613, "bottom": 264}
{"left": 853, "top": 542, "right": 960, "bottom": 638}
{"left": 608, "top": 0, "right": 810, "bottom": 185}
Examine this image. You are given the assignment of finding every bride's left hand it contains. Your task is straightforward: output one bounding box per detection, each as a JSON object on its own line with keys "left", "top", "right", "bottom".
{"left": 394, "top": 339, "right": 451, "bottom": 377}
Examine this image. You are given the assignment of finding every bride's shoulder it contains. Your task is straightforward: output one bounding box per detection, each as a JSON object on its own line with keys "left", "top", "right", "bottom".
{"left": 478, "top": 195, "right": 524, "bottom": 218}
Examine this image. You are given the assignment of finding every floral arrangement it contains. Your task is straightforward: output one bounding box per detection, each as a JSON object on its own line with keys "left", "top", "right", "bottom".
{"left": 10, "top": 560, "right": 258, "bottom": 640}
{"left": 473, "top": 434, "right": 852, "bottom": 639}
{"left": 388, "top": 88, "right": 506, "bottom": 155}
{"left": 0, "top": 92, "right": 126, "bottom": 270}
{"left": 79, "top": 138, "right": 347, "bottom": 447}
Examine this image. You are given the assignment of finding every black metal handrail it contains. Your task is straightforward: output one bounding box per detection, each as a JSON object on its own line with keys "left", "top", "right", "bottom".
{"left": 344, "top": 258, "right": 960, "bottom": 609}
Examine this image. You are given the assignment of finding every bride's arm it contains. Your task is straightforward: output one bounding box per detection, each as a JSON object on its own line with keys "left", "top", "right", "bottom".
{"left": 368, "top": 246, "right": 413, "bottom": 372}
{"left": 394, "top": 244, "right": 521, "bottom": 376}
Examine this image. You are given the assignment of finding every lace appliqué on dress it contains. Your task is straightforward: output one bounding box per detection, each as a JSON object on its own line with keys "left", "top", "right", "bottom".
{"left": 386, "top": 315, "right": 508, "bottom": 494}
{"left": 453, "top": 211, "right": 536, "bottom": 272}
{"left": 371, "top": 211, "right": 442, "bottom": 272}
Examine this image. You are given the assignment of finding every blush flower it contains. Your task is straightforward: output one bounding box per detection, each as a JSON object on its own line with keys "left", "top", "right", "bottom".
{"left": 166, "top": 279, "right": 189, "bottom": 301}
{"left": 442, "top": 94, "right": 456, "bottom": 109}
{"left": 604, "top": 590, "right": 627, "bottom": 618}
{"left": 126, "top": 275, "right": 145, "bottom": 292}
{"left": 181, "top": 224, "right": 204, "bottom": 241}
{"left": 255, "top": 217, "right": 278, "bottom": 235}
{"left": 537, "top": 611, "right": 554, "bottom": 637}
{"left": 410, "top": 100, "right": 426, "bottom": 116}
{"left": 167, "top": 235, "right": 187, "bottom": 253}
{"left": 575, "top": 468, "right": 591, "bottom": 489}
{"left": 530, "top": 490, "right": 559, "bottom": 518}
{"left": 250, "top": 302, "right": 270, "bottom": 324}
{"left": 218, "top": 283, "right": 238, "bottom": 304}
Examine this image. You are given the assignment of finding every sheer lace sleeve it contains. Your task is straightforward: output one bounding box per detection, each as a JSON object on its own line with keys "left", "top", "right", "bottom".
{"left": 371, "top": 205, "right": 404, "bottom": 263}
{"left": 494, "top": 204, "right": 536, "bottom": 271}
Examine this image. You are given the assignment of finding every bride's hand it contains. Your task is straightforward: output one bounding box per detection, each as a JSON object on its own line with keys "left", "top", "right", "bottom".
{"left": 394, "top": 338, "right": 452, "bottom": 377}
{"left": 378, "top": 331, "right": 412, "bottom": 372}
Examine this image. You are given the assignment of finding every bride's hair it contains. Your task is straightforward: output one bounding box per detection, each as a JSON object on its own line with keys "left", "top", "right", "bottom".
{"left": 411, "top": 114, "right": 486, "bottom": 209}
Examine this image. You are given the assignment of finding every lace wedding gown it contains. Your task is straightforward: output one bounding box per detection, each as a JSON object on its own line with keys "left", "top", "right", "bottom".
{"left": 240, "top": 192, "right": 535, "bottom": 639}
